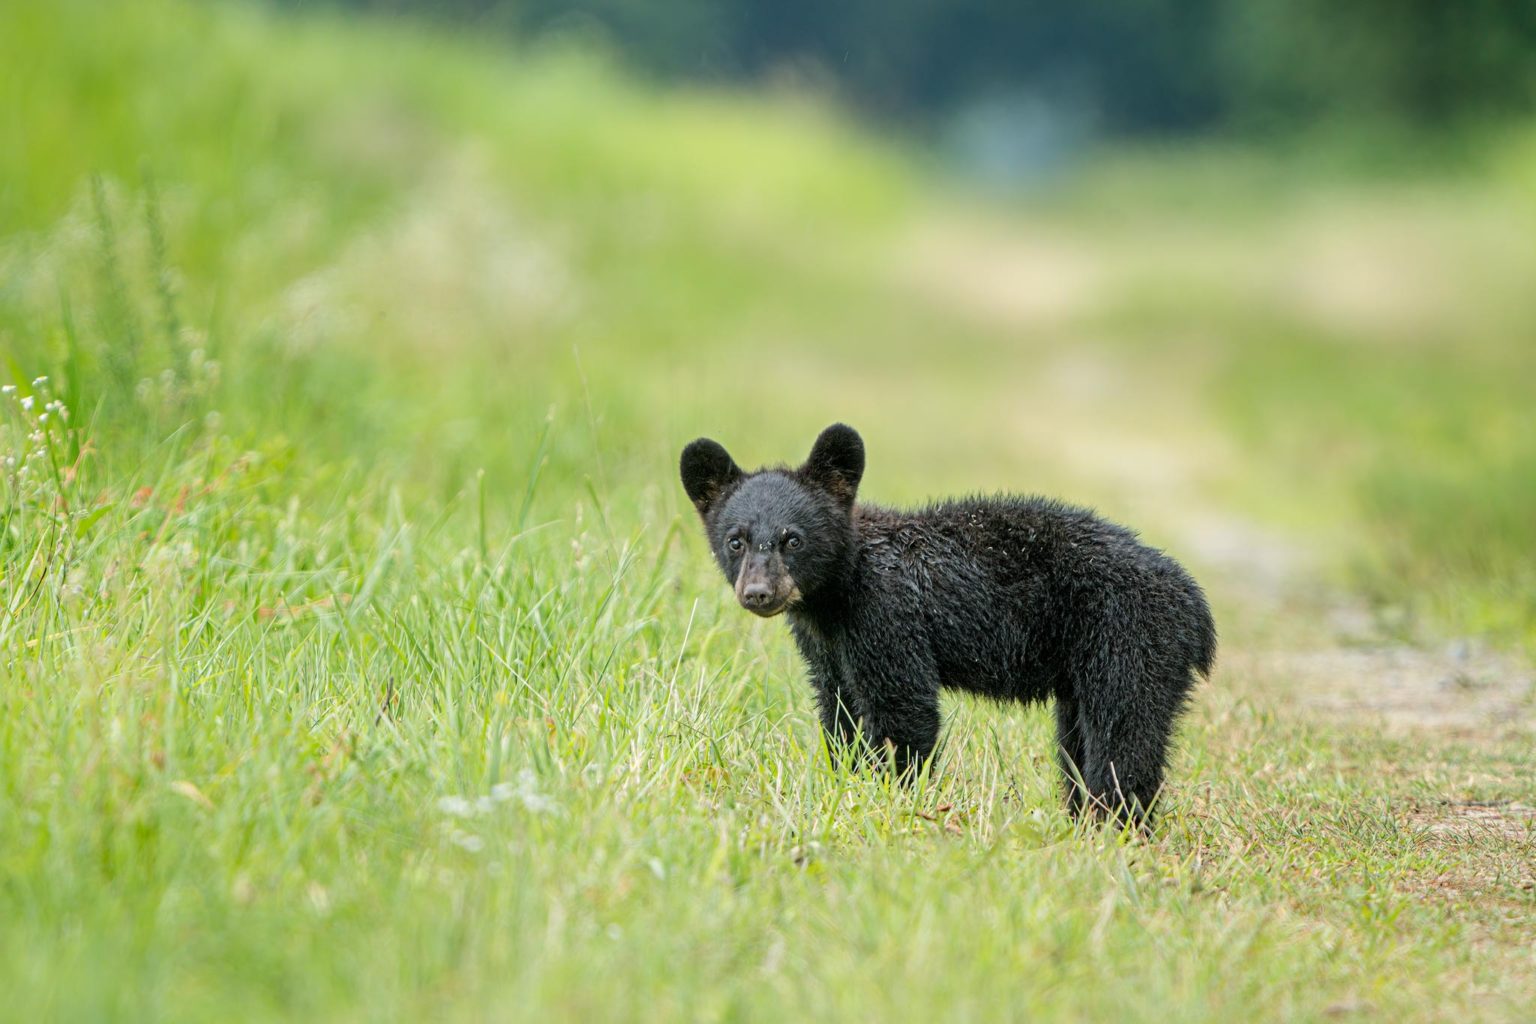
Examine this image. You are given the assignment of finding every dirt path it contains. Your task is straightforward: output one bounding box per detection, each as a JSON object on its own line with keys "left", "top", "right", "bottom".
{"left": 896, "top": 213, "right": 1536, "bottom": 737}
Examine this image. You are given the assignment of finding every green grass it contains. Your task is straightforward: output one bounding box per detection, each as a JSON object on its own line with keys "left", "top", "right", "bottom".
{"left": 3, "top": 0, "right": 1534, "bottom": 1020}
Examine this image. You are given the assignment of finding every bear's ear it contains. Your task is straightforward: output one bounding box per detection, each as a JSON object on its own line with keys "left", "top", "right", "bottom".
{"left": 680, "top": 438, "right": 743, "bottom": 516}
{"left": 802, "top": 423, "right": 864, "bottom": 505}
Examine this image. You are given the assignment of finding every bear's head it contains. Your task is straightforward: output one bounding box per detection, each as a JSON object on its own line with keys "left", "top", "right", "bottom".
{"left": 679, "top": 423, "right": 864, "bottom": 617}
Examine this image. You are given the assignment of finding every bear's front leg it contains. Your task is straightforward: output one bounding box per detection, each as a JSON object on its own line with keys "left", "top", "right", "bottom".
{"left": 792, "top": 625, "right": 864, "bottom": 763}
{"left": 842, "top": 622, "right": 942, "bottom": 782}
{"left": 867, "top": 702, "right": 940, "bottom": 780}
{"left": 809, "top": 662, "right": 861, "bottom": 757}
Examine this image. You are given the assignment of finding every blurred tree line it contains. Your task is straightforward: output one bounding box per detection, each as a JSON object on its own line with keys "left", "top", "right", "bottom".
{"left": 294, "top": 0, "right": 1536, "bottom": 138}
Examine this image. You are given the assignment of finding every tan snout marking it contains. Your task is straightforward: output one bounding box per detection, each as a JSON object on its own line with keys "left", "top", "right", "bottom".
{"left": 734, "top": 553, "right": 799, "bottom": 610}
{"left": 733, "top": 559, "right": 753, "bottom": 603}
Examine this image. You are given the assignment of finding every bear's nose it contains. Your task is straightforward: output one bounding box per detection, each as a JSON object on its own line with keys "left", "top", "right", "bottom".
{"left": 740, "top": 583, "right": 775, "bottom": 609}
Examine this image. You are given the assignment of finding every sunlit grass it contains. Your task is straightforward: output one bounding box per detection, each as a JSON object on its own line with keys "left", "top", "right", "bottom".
{"left": 2, "top": 0, "right": 1533, "bottom": 1020}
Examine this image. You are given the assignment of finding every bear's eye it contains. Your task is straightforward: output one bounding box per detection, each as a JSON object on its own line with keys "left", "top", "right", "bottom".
{"left": 784, "top": 535, "right": 802, "bottom": 551}
{"left": 726, "top": 537, "right": 744, "bottom": 554}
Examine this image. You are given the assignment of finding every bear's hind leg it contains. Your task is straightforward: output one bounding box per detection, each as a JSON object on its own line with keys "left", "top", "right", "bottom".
{"left": 1073, "top": 653, "right": 1184, "bottom": 828}
{"left": 1054, "top": 695, "right": 1088, "bottom": 818}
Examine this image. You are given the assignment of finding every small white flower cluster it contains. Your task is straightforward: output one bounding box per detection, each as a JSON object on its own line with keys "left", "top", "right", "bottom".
{"left": 437, "top": 769, "right": 561, "bottom": 855}
{"left": 2, "top": 376, "right": 71, "bottom": 508}
{"left": 437, "top": 769, "right": 560, "bottom": 819}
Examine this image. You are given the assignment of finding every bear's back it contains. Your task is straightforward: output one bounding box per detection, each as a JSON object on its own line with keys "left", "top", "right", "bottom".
{"left": 845, "top": 494, "right": 1205, "bottom": 701}
{"left": 854, "top": 493, "right": 1140, "bottom": 585}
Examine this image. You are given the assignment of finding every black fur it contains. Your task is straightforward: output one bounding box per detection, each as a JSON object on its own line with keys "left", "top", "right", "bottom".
{"left": 679, "top": 423, "right": 1216, "bottom": 827}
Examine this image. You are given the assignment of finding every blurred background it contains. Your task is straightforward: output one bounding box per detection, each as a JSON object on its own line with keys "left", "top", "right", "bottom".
{"left": 8, "top": 0, "right": 1533, "bottom": 652}
{"left": 302, "top": 0, "right": 1536, "bottom": 166}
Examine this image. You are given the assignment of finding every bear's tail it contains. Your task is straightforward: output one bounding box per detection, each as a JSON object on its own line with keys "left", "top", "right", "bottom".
{"left": 1192, "top": 594, "right": 1217, "bottom": 678}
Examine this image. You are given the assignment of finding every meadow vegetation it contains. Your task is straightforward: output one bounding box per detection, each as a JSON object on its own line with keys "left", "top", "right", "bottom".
{"left": 2, "top": 1, "right": 1533, "bottom": 1019}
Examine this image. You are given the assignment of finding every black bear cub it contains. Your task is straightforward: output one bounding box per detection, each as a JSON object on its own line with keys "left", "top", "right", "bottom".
{"left": 680, "top": 423, "right": 1216, "bottom": 826}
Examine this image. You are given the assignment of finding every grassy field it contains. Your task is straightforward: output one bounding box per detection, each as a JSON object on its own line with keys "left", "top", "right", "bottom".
{"left": 3, "top": 0, "right": 1534, "bottom": 1020}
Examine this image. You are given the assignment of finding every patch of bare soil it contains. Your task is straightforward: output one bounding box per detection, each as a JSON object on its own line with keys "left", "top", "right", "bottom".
{"left": 1398, "top": 801, "right": 1536, "bottom": 907}
{"left": 897, "top": 219, "right": 1101, "bottom": 328}
{"left": 1409, "top": 801, "right": 1536, "bottom": 842}
{"left": 1229, "top": 642, "right": 1536, "bottom": 734}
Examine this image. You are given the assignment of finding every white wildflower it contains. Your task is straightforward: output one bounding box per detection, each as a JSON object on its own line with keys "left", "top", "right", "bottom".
{"left": 487, "top": 770, "right": 560, "bottom": 815}
{"left": 437, "top": 795, "right": 476, "bottom": 818}
{"left": 451, "top": 831, "right": 485, "bottom": 853}
{"left": 522, "top": 791, "right": 559, "bottom": 815}
{"left": 515, "top": 769, "right": 560, "bottom": 815}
